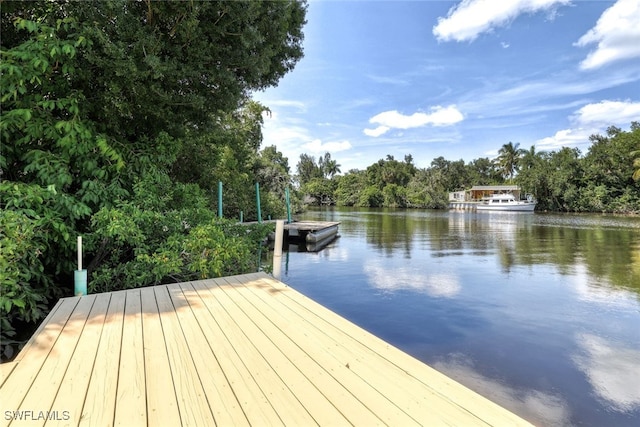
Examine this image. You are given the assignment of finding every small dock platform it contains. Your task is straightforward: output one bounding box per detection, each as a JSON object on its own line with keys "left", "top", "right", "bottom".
{"left": 284, "top": 220, "right": 340, "bottom": 243}
{"left": 0, "top": 273, "right": 532, "bottom": 426}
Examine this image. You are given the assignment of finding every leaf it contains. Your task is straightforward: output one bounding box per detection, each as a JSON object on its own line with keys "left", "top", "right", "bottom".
{"left": 12, "top": 299, "right": 26, "bottom": 309}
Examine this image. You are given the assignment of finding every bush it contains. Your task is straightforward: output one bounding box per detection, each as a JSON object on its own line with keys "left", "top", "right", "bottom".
{"left": 0, "top": 210, "right": 51, "bottom": 360}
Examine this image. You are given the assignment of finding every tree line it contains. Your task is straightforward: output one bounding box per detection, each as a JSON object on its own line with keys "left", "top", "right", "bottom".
{"left": 296, "top": 123, "right": 640, "bottom": 213}
{"left": 1, "top": 0, "right": 307, "bottom": 359}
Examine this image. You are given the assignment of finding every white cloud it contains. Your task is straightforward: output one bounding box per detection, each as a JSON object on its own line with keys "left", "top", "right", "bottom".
{"left": 363, "top": 126, "right": 390, "bottom": 137}
{"left": 575, "top": 0, "right": 640, "bottom": 70}
{"left": 260, "top": 99, "right": 307, "bottom": 112}
{"left": 364, "top": 105, "right": 464, "bottom": 137}
{"left": 433, "top": 0, "right": 571, "bottom": 42}
{"left": 573, "top": 100, "right": 640, "bottom": 126}
{"left": 536, "top": 127, "right": 594, "bottom": 150}
{"left": 366, "top": 74, "right": 409, "bottom": 86}
{"left": 434, "top": 354, "right": 572, "bottom": 426}
{"left": 302, "top": 139, "right": 352, "bottom": 153}
{"left": 363, "top": 264, "right": 461, "bottom": 297}
{"left": 536, "top": 100, "right": 640, "bottom": 150}
{"left": 573, "top": 334, "right": 640, "bottom": 412}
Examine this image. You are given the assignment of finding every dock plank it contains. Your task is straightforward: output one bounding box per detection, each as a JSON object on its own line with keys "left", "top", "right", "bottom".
{"left": 187, "top": 280, "right": 284, "bottom": 425}
{"left": 236, "top": 274, "right": 467, "bottom": 426}
{"left": 138, "top": 287, "right": 181, "bottom": 427}
{"left": 11, "top": 296, "right": 96, "bottom": 427}
{"left": 0, "top": 298, "right": 79, "bottom": 427}
{"left": 79, "top": 291, "right": 126, "bottom": 427}
{"left": 0, "top": 362, "right": 16, "bottom": 388}
{"left": 113, "top": 289, "right": 146, "bottom": 427}
{"left": 153, "top": 285, "right": 216, "bottom": 426}
{"left": 218, "top": 276, "right": 355, "bottom": 426}
{"left": 168, "top": 283, "right": 249, "bottom": 426}
{"left": 249, "top": 273, "right": 529, "bottom": 426}
{"left": 206, "top": 279, "right": 318, "bottom": 426}
{"left": 222, "top": 275, "right": 387, "bottom": 426}
{"left": 46, "top": 293, "right": 111, "bottom": 427}
{"left": 0, "top": 272, "right": 533, "bottom": 427}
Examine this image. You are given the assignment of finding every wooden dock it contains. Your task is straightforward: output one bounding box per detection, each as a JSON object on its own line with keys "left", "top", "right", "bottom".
{"left": 0, "top": 272, "right": 532, "bottom": 426}
{"left": 284, "top": 221, "right": 340, "bottom": 242}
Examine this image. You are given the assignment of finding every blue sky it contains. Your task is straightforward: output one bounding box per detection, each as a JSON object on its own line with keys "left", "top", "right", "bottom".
{"left": 253, "top": 0, "right": 640, "bottom": 172}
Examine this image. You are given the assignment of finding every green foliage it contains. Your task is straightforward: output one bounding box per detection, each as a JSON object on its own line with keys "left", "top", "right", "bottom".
{"left": 496, "top": 142, "right": 526, "bottom": 182}
{"left": 1, "top": 2, "right": 307, "bottom": 360}
{"left": 88, "top": 201, "right": 274, "bottom": 293}
{"left": 299, "top": 123, "right": 639, "bottom": 213}
{"left": 335, "top": 172, "right": 365, "bottom": 206}
{"left": 303, "top": 177, "right": 336, "bottom": 205}
{"left": 358, "top": 185, "right": 384, "bottom": 208}
{"left": 0, "top": 196, "right": 54, "bottom": 359}
{"left": 296, "top": 153, "right": 324, "bottom": 186}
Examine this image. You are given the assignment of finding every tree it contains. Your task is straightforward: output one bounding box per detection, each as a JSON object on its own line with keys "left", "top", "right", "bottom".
{"left": 318, "top": 152, "right": 341, "bottom": 179}
{"left": 1, "top": 1, "right": 308, "bottom": 358}
{"left": 335, "top": 171, "right": 365, "bottom": 206}
{"left": 496, "top": 142, "right": 525, "bottom": 182}
{"left": 467, "top": 157, "right": 502, "bottom": 185}
{"left": 296, "top": 154, "right": 323, "bottom": 186}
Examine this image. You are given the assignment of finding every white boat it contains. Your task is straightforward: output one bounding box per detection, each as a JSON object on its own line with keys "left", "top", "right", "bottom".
{"left": 476, "top": 193, "right": 536, "bottom": 212}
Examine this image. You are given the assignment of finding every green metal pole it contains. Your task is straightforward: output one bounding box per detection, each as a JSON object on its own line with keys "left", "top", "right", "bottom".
{"left": 218, "top": 181, "right": 223, "bottom": 218}
{"left": 285, "top": 187, "right": 292, "bottom": 223}
{"left": 240, "top": 210, "right": 243, "bottom": 223}
{"left": 255, "top": 182, "right": 262, "bottom": 223}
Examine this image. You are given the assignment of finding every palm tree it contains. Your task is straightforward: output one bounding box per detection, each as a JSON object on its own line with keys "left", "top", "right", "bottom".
{"left": 319, "top": 152, "right": 341, "bottom": 178}
{"left": 496, "top": 142, "right": 525, "bottom": 182}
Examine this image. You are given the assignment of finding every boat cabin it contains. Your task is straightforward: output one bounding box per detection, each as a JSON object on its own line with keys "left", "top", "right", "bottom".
{"left": 448, "top": 185, "right": 523, "bottom": 202}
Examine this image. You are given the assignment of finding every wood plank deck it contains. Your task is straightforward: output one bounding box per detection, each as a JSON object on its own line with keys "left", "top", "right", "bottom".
{"left": 283, "top": 221, "right": 340, "bottom": 232}
{"left": 0, "top": 272, "right": 533, "bottom": 426}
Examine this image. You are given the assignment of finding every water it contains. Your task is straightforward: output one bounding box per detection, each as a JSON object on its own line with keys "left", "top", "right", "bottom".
{"left": 276, "top": 207, "right": 640, "bottom": 427}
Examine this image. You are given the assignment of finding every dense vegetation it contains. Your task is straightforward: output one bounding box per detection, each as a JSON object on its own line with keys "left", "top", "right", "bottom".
{"left": 298, "top": 124, "right": 640, "bottom": 213}
{"left": 1, "top": 0, "right": 307, "bottom": 359}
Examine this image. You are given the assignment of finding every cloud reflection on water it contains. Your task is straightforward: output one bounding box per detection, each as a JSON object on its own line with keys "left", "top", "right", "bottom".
{"left": 363, "top": 264, "right": 461, "bottom": 297}
{"left": 570, "top": 263, "right": 639, "bottom": 308}
{"left": 433, "top": 354, "right": 572, "bottom": 427}
{"left": 573, "top": 333, "right": 640, "bottom": 413}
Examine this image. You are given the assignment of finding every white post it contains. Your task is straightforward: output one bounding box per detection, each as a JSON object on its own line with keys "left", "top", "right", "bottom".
{"left": 75, "top": 235, "right": 87, "bottom": 296}
{"left": 274, "top": 220, "right": 284, "bottom": 257}
{"left": 273, "top": 220, "right": 284, "bottom": 280}
{"left": 77, "top": 236, "right": 82, "bottom": 270}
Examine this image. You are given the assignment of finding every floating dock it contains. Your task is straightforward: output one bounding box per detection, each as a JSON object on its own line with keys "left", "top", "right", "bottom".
{"left": 284, "top": 220, "right": 340, "bottom": 242}
{"left": 0, "top": 273, "right": 532, "bottom": 426}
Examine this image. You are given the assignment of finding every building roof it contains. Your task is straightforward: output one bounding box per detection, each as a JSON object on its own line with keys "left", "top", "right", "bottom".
{"left": 469, "top": 185, "right": 520, "bottom": 191}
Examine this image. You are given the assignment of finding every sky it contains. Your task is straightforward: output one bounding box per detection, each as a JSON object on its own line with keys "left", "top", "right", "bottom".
{"left": 253, "top": 0, "right": 640, "bottom": 172}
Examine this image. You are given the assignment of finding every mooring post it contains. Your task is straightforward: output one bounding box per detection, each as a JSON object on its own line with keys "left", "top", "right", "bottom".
{"left": 285, "top": 187, "right": 292, "bottom": 223}
{"left": 273, "top": 220, "right": 284, "bottom": 279}
{"left": 218, "top": 181, "right": 223, "bottom": 218}
{"left": 274, "top": 220, "right": 284, "bottom": 257}
{"left": 255, "top": 182, "right": 262, "bottom": 223}
{"left": 74, "top": 236, "right": 87, "bottom": 296}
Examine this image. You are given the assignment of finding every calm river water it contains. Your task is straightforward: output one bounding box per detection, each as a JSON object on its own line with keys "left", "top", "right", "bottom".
{"left": 275, "top": 207, "right": 640, "bottom": 427}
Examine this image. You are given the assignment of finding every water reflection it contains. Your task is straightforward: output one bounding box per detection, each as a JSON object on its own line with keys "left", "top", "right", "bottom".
{"left": 570, "top": 264, "right": 640, "bottom": 308}
{"left": 363, "top": 264, "right": 461, "bottom": 297}
{"left": 433, "top": 353, "right": 572, "bottom": 427}
{"left": 573, "top": 334, "right": 640, "bottom": 413}
{"left": 350, "top": 210, "right": 640, "bottom": 294}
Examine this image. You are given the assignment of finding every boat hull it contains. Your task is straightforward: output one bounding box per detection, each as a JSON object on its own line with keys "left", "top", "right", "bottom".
{"left": 477, "top": 203, "right": 536, "bottom": 212}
